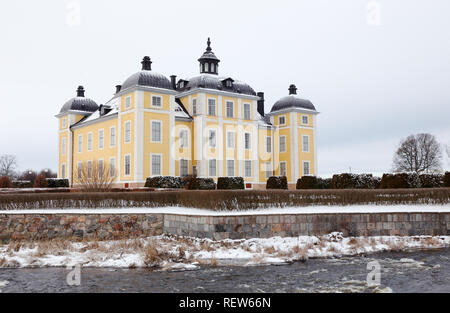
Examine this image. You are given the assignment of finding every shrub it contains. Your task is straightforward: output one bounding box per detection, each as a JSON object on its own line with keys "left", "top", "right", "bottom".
{"left": 331, "top": 173, "right": 378, "bottom": 189}
{"left": 419, "top": 174, "right": 443, "bottom": 188}
{"left": 46, "top": 178, "right": 70, "bottom": 188}
{"left": 182, "top": 176, "right": 215, "bottom": 190}
{"left": 266, "top": 176, "right": 288, "bottom": 189}
{"left": 144, "top": 176, "right": 182, "bottom": 189}
{"left": 317, "top": 177, "right": 332, "bottom": 189}
{"left": 33, "top": 174, "right": 48, "bottom": 188}
{"left": 296, "top": 176, "right": 318, "bottom": 189}
{"left": 217, "top": 177, "right": 245, "bottom": 190}
{"left": 12, "top": 181, "right": 33, "bottom": 188}
{"left": 0, "top": 176, "right": 12, "bottom": 188}
{"left": 444, "top": 172, "right": 450, "bottom": 187}
{"left": 380, "top": 173, "right": 421, "bottom": 189}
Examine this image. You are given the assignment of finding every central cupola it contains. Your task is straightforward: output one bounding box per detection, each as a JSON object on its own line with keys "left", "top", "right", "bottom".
{"left": 198, "top": 38, "right": 220, "bottom": 75}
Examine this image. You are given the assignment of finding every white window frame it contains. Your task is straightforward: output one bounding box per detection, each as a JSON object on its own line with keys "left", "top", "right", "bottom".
{"left": 243, "top": 103, "right": 251, "bottom": 120}
{"left": 77, "top": 135, "right": 82, "bottom": 153}
{"left": 125, "top": 96, "right": 131, "bottom": 109}
{"left": 207, "top": 98, "right": 216, "bottom": 116}
{"left": 61, "top": 163, "right": 66, "bottom": 179}
{"left": 278, "top": 115, "right": 286, "bottom": 125}
{"left": 124, "top": 154, "right": 131, "bottom": 177}
{"left": 280, "top": 161, "right": 287, "bottom": 177}
{"left": 208, "top": 129, "right": 216, "bottom": 148}
{"left": 226, "top": 101, "right": 234, "bottom": 118}
{"left": 110, "top": 126, "right": 116, "bottom": 147}
{"left": 151, "top": 95, "right": 163, "bottom": 108}
{"left": 302, "top": 115, "right": 309, "bottom": 125}
{"left": 87, "top": 160, "right": 92, "bottom": 179}
{"left": 208, "top": 159, "right": 217, "bottom": 177}
{"left": 62, "top": 138, "right": 66, "bottom": 155}
{"left": 265, "top": 136, "right": 272, "bottom": 153}
{"left": 279, "top": 135, "right": 287, "bottom": 153}
{"left": 87, "top": 132, "right": 93, "bottom": 151}
{"left": 151, "top": 120, "right": 163, "bottom": 143}
{"left": 77, "top": 162, "right": 82, "bottom": 180}
{"left": 303, "top": 161, "right": 311, "bottom": 176}
{"left": 179, "top": 159, "right": 189, "bottom": 177}
{"left": 192, "top": 98, "right": 197, "bottom": 115}
{"left": 244, "top": 133, "right": 251, "bottom": 150}
{"left": 98, "top": 129, "right": 104, "bottom": 150}
{"left": 244, "top": 160, "right": 252, "bottom": 177}
{"left": 265, "top": 161, "right": 272, "bottom": 179}
{"left": 302, "top": 135, "right": 309, "bottom": 152}
{"left": 124, "top": 121, "right": 131, "bottom": 143}
{"left": 109, "top": 157, "right": 116, "bottom": 177}
{"left": 150, "top": 153, "right": 162, "bottom": 176}
{"left": 227, "top": 159, "right": 235, "bottom": 177}
{"left": 179, "top": 129, "right": 188, "bottom": 148}
{"left": 98, "top": 159, "right": 104, "bottom": 178}
{"left": 62, "top": 118, "right": 67, "bottom": 129}
{"left": 226, "top": 131, "right": 235, "bottom": 149}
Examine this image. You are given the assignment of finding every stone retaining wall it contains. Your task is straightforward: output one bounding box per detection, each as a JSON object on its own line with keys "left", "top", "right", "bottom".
{"left": 1, "top": 212, "right": 450, "bottom": 242}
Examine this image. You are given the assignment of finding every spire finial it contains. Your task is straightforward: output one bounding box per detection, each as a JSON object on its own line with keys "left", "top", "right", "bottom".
{"left": 288, "top": 84, "right": 297, "bottom": 95}
{"left": 206, "top": 37, "right": 212, "bottom": 52}
{"left": 141, "top": 56, "right": 152, "bottom": 71}
{"left": 77, "top": 86, "right": 85, "bottom": 97}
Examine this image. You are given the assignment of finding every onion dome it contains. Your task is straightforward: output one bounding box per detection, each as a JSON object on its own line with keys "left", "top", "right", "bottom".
{"left": 59, "top": 86, "right": 98, "bottom": 113}
{"left": 121, "top": 56, "right": 173, "bottom": 91}
{"left": 198, "top": 38, "right": 220, "bottom": 75}
{"left": 270, "top": 84, "right": 316, "bottom": 113}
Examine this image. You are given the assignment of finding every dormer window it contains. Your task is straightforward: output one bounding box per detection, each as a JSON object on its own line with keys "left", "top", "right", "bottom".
{"left": 226, "top": 80, "right": 232, "bottom": 88}
{"left": 179, "top": 81, "right": 184, "bottom": 89}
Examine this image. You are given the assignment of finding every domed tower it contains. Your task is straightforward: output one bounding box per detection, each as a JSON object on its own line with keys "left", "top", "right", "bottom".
{"left": 55, "top": 86, "right": 98, "bottom": 182}
{"left": 268, "top": 84, "right": 319, "bottom": 186}
{"left": 198, "top": 38, "right": 220, "bottom": 75}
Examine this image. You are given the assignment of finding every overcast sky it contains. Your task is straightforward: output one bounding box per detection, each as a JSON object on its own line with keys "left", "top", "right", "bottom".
{"left": 1, "top": 0, "right": 449, "bottom": 176}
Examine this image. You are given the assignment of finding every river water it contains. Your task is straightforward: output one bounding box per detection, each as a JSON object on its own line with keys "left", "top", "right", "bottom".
{"left": 1, "top": 248, "right": 449, "bottom": 293}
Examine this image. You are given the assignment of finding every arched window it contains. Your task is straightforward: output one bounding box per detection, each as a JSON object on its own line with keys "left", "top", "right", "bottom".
{"left": 211, "top": 63, "right": 215, "bottom": 73}
{"left": 205, "top": 63, "right": 209, "bottom": 72}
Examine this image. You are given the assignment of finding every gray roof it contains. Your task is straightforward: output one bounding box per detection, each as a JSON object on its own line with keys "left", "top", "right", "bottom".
{"left": 179, "top": 74, "right": 256, "bottom": 96}
{"left": 60, "top": 97, "right": 98, "bottom": 113}
{"left": 270, "top": 95, "right": 316, "bottom": 113}
{"left": 121, "top": 70, "right": 173, "bottom": 91}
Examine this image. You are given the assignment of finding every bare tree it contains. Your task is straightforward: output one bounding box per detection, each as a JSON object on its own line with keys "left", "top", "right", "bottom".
{"left": 393, "top": 133, "right": 442, "bottom": 173}
{"left": 0, "top": 154, "right": 17, "bottom": 178}
{"left": 76, "top": 160, "right": 115, "bottom": 191}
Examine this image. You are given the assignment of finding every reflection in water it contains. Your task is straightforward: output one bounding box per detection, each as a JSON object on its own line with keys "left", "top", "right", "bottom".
{"left": 0, "top": 248, "right": 449, "bottom": 293}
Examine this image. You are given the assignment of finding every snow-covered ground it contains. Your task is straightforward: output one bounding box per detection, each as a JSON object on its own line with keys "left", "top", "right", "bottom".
{"left": 1, "top": 233, "right": 449, "bottom": 271}
{"left": 1, "top": 204, "right": 450, "bottom": 215}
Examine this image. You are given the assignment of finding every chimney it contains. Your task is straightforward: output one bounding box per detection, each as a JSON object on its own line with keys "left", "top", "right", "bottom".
{"left": 115, "top": 85, "right": 122, "bottom": 94}
{"left": 170, "top": 75, "right": 177, "bottom": 90}
{"left": 257, "top": 92, "right": 265, "bottom": 117}
{"left": 77, "top": 86, "right": 85, "bottom": 97}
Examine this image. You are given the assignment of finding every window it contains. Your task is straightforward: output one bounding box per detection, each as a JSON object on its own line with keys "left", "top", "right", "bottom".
{"left": 245, "top": 160, "right": 252, "bottom": 177}
{"left": 279, "top": 116, "right": 286, "bottom": 125}
{"left": 226, "top": 80, "right": 232, "bottom": 88}
{"left": 125, "top": 96, "right": 131, "bottom": 109}
{"left": 192, "top": 98, "right": 197, "bottom": 115}
{"left": 62, "top": 118, "right": 67, "bottom": 128}
{"left": 151, "top": 121, "right": 162, "bottom": 143}
{"left": 244, "top": 133, "right": 251, "bottom": 150}
{"left": 110, "top": 158, "right": 115, "bottom": 177}
{"left": 98, "top": 130, "right": 104, "bottom": 149}
{"left": 280, "top": 136, "right": 286, "bottom": 153}
{"left": 77, "top": 162, "right": 82, "bottom": 179}
{"left": 303, "top": 161, "right": 310, "bottom": 176}
{"left": 266, "top": 137, "right": 272, "bottom": 153}
{"left": 302, "top": 135, "right": 309, "bottom": 152}
{"left": 124, "top": 155, "right": 131, "bottom": 176}
{"left": 179, "top": 129, "right": 188, "bottom": 148}
{"left": 151, "top": 154, "right": 162, "bottom": 176}
{"left": 211, "top": 63, "right": 215, "bottom": 73}
{"left": 180, "top": 159, "right": 188, "bottom": 176}
{"left": 226, "top": 101, "right": 234, "bottom": 118}
{"left": 62, "top": 138, "right": 66, "bottom": 155}
{"left": 87, "top": 133, "right": 93, "bottom": 151}
{"left": 208, "top": 99, "right": 216, "bottom": 116}
{"left": 205, "top": 63, "right": 209, "bottom": 72}
{"left": 227, "top": 131, "right": 235, "bottom": 149}
{"left": 280, "top": 162, "right": 287, "bottom": 177}
{"left": 302, "top": 115, "right": 309, "bottom": 124}
{"left": 208, "top": 130, "right": 216, "bottom": 148}
{"left": 244, "top": 103, "right": 251, "bottom": 120}
{"left": 78, "top": 135, "right": 82, "bottom": 153}
{"left": 61, "top": 164, "right": 66, "bottom": 179}
{"left": 124, "top": 121, "right": 131, "bottom": 143}
{"left": 208, "top": 159, "right": 217, "bottom": 177}
{"left": 87, "top": 161, "right": 92, "bottom": 178}
{"left": 265, "top": 162, "right": 272, "bottom": 178}
{"left": 152, "top": 95, "right": 162, "bottom": 107}
{"left": 227, "top": 160, "right": 235, "bottom": 177}
{"left": 110, "top": 127, "right": 116, "bottom": 147}
{"left": 98, "top": 159, "right": 104, "bottom": 178}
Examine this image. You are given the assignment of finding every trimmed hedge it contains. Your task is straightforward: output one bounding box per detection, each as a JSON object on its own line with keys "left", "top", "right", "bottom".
{"left": 12, "top": 181, "right": 33, "bottom": 188}
{"left": 144, "top": 176, "right": 182, "bottom": 189}
{"left": 419, "top": 174, "right": 443, "bottom": 188}
{"left": 46, "top": 178, "right": 70, "bottom": 188}
{"left": 266, "top": 176, "right": 288, "bottom": 189}
{"left": 444, "top": 172, "right": 450, "bottom": 187}
{"left": 182, "top": 176, "right": 216, "bottom": 190}
{"left": 296, "top": 176, "right": 332, "bottom": 189}
{"left": 217, "top": 177, "right": 245, "bottom": 190}
{"left": 380, "top": 173, "right": 421, "bottom": 189}
{"left": 331, "top": 173, "right": 379, "bottom": 189}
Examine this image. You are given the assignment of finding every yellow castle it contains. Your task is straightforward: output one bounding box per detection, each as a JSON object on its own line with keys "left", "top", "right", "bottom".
{"left": 56, "top": 39, "right": 318, "bottom": 189}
